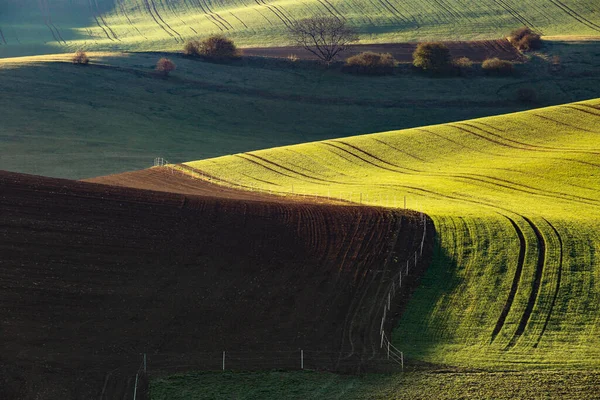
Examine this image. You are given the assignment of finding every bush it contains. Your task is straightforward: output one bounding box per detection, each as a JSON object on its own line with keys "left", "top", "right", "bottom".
{"left": 413, "top": 42, "right": 452, "bottom": 73}
{"left": 509, "top": 27, "right": 542, "bottom": 51}
{"left": 184, "top": 35, "right": 239, "bottom": 59}
{"left": 482, "top": 58, "right": 514, "bottom": 76}
{"left": 72, "top": 50, "right": 89, "bottom": 65}
{"left": 156, "top": 58, "right": 176, "bottom": 76}
{"left": 517, "top": 87, "right": 537, "bottom": 103}
{"left": 452, "top": 57, "right": 474, "bottom": 76}
{"left": 344, "top": 52, "right": 397, "bottom": 75}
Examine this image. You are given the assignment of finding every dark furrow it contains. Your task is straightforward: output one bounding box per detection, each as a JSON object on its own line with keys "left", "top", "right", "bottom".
{"left": 190, "top": 0, "right": 227, "bottom": 30}
{"left": 88, "top": 0, "right": 114, "bottom": 40}
{"left": 505, "top": 216, "right": 546, "bottom": 349}
{"left": 262, "top": 0, "right": 295, "bottom": 27}
{"left": 118, "top": 0, "right": 147, "bottom": 39}
{"left": 253, "top": 8, "right": 275, "bottom": 26}
{"left": 490, "top": 216, "right": 527, "bottom": 343}
{"left": 39, "top": 0, "right": 60, "bottom": 43}
{"left": 93, "top": 0, "right": 120, "bottom": 41}
{"left": 243, "top": 153, "right": 337, "bottom": 183}
{"left": 148, "top": 0, "right": 183, "bottom": 41}
{"left": 322, "top": 143, "right": 405, "bottom": 174}
{"left": 255, "top": 0, "right": 290, "bottom": 27}
{"left": 331, "top": 141, "right": 420, "bottom": 172}
{"left": 532, "top": 113, "right": 599, "bottom": 134}
{"left": 534, "top": 218, "right": 563, "bottom": 348}
{"left": 564, "top": 105, "right": 600, "bottom": 117}
{"left": 371, "top": 138, "right": 429, "bottom": 163}
{"left": 201, "top": 0, "right": 234, "bottom": 29}
{"left": 0, "top": 26, "right": 6, "bottom": 44}
{"left": 463, "top": 122, "right": 600, "bottom": 155}
{"left": 492, "top": 0, "right": 538, "bottom": 31}
{"left": 314, "top": 0, "right": 343, "bottom": 21}
{"left": 141, "top": 0, "right": 177, "bottom": 39}
{"left": 548, "top": 0, "right": 600, "bottom": 32}
{"left": 229, "top": 12, "right": 249, "bottom": 28}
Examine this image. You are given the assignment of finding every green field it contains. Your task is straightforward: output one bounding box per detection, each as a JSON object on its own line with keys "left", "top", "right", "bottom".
{"left": 151, "top": 370, "right": 600, "bottom": 399}
{"left": 0, "top": 0, "right": 599, "bottom": 56}
{"left": 182, "top": 99, "right": 600, "bottom": 370}
{"left": 1, "top": 41, "right": 600, "bottom": 179}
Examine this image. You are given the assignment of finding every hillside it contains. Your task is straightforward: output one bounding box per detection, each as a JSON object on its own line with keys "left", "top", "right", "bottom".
{"left": 180, "top": 98, "right": 600, "bottom": 369}
{"left": 2, "top": 45, "right": 600, "bottom": 180}
{"left": 0, "top": 0, "right": 599, "bottom": 56}
{"left": 0, "top": 169, "right": 430, "bottom": 399}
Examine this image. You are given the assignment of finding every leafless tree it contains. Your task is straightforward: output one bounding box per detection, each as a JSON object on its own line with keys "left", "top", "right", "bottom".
{"left": 287, "top": 17, "right": 358, "bottom": 64}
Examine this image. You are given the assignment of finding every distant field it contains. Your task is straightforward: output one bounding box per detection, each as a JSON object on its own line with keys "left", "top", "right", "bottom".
{"left": 1, "top": 41, "right": 599, "bottom": 179}
{"left": 183, "top": 99, "right": 600, "bottom": 370}
{"left": 0, "top": 0, "right": 599, "bottom": 56}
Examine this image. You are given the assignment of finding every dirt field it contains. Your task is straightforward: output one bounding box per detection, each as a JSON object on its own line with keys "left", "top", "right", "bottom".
{"left": 242, "top": 40, "right": 525, "bottom": 62}
{"left": 1, "top": 169, "right": 433, "bottom": 399}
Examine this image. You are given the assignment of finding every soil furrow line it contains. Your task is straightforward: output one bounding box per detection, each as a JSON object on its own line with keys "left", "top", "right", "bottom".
{"left": 490, "top": 216, "right": 527, "bottom": 343}
{"left": 229, "top": 12, "right": 249, "bottom": 28}
{"left": 534, "top": 218, "right": 563, "bottom": 348}
{"left": 93, "top": 0, "right": 120, "bottom": 41}
{"left": 148, "top": 0, "right": 183, "bottom": 41}
{"left": 254, "top": 0, "right": 290, "bottom": 27}
{"left": 505, "top": 216, "right": 546, "bottom": 349}
{"left": 141, "top": 0, "right": 177, "bottom": 39}
{"left": 201, "top": 0, "right": 234, "bottom": 30}
{"left": 532, "top": 113, "right": 599, "bottom": 134}
{"left": 191, "top": 0, "right": 227, "bottom": 30}
{"left": 548, "top": 0, "right": 600, "bottom": 32}
{"left": 88, "top": 0, "right": 114, "bottom": 40}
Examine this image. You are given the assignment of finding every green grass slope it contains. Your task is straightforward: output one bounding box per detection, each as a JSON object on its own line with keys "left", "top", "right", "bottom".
{"left": 183, "top": 99, "right": 600, "bottom": 370}
{"left": 2, "top": 45, "right": 600, "bottom": 179}
{"left": 0, "top": 0, "right": 599, "bottom": 56}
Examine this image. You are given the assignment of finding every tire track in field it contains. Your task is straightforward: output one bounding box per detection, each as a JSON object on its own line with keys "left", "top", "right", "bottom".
{"left": 87, "top": 0, "right": 115, "bottom": 41}
{"left": 145, "top": 0, "right": 184, "bottom": 41}
{"left": 93, "top": 0, "right": 120, "bottom": 41}
{"left": 531, "top": 113, "right": 599, "bottom": 134}
{"left": 491, "top": 0, "right": 538, "bottom": 31}
{"left": 314, "top": 0, "right": 346, "bottom": 21}
{"left": 328, "top": 140, "right": 600, "bottom": 207}
{"left": 229, "top": 12, "right": 249, "bottom": 28}
{"left": 463, "top": 122, "right": 600, "bottom": 155}
{"left": 490, "top": 216, "right": 527, "bottom": 343}
{"left": 533, "top": 218, "right": 563, "bottom": 348}
{"left": 236, "top": 154, "right": 340, "bottom": 184}
{"left": 565, "top": 105, "right": 600, "bottom": 117}
{"left": 255, "top": 0, "right": 294, "bottom": 28}
{"left": 117, "top": 0, "right": 148, "bottom": 39}
{"left": 547, "top": 0, "right": 600, "bottom": 32}
{"left": 0, "top": 25, "right": 7, "bottom": 44}
{"left": 505, "top": 216, "right": 546, "bottom": 350}
{"left": 199, "top": 0, "right": 234, "bottom": 30}
{"left": 38, "top": 0, "right": 66, "bottom": 44}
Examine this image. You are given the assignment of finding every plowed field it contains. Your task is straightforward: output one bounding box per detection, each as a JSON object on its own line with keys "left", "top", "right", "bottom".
{"left": 0, "top": 170, "right": 432, "bottom": 399}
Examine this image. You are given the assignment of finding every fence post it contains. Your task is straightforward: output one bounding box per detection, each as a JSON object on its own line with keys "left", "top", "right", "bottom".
{"left": 387, "top": 342, "right": 390, "bottom": 360}
{"left": 301, "top": 350, "right": 304, "bottom": 370}
{"left": 401, "top": 352, "right": 404, "bottom": 371}
{"left": 143, "top": 353, "right": 147, "bottom": 373}
{"left": 223, "top": 351, "right": 225, "bottom": 371}
{"left": 133, "top": 373, "right": 139, "bottom": 400}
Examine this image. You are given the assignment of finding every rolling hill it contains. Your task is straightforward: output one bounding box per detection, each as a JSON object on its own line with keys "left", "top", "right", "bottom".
{"left": 179, "top": 98, "right": 600, "bottom": 370}
{"left": 0, "top": 169, "right": 430, "bottom": 399}
{"left": 0, "top": 0, "right": 599, "bottom": 56}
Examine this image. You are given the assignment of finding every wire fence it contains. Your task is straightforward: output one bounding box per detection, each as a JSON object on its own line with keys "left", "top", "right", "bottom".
{"left": 107, "top": 158, "right": 431, "bottom": 398}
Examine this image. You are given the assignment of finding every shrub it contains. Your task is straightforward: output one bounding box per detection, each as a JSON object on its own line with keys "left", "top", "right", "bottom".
{"left": 183, "top": 40, "right": 201, "bottom": 56}
{"left": 287, "top": 54, "right": 299, "bottom": 62}
{"left": 453, "top": 57, "right": 473, "bottom": 69}
{"left": 72, "top": 50, "right": 89, "bottom": 65}
{"left": 482, "top": 58, "right": 514, "bottom": 76}
{"left": 508, "top": 27, "right": 542, "bottom": 51}
{"left": 156, "top": 58, "right": 176, "bottom": 76}
{"left": 413, "top": 42, "right": 452, "bottom": 73}
{"left": 185, "top": 35, "right": 239, "bottom": 59}
{"left": 344, "top": 52, "right": 397, "bottom": 75}
{"left": 517, "top": 87, "right": 537, "bottom": 103}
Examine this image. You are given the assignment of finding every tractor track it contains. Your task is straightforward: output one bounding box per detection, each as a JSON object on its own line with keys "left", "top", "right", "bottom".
{"left": 534, "top": 218, "right": 563, "bottom": 348}
{"left": 505, "top": 216, "right": 546, "bottom": 349}
{"left": 490, "top": 216, "right": 527, "bottom": 343}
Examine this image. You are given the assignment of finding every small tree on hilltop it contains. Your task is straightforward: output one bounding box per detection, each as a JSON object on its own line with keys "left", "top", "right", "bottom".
{"left": 156, "top": 57, "right": 176, "bottom": 76}
{"left": 287, "top": 17, "right": 359, "bottom": 65}
{"left": 508, "top": 26, "right": 542, "bottom": 51}
{"left": 413, "top": 42, "right": 452, "bottom": 73}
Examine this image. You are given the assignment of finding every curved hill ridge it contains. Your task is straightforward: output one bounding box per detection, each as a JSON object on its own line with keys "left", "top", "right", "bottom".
{"left": 0, "top": 0, "right": 599, "bottom": 55}
{"left": 182, "top": 98, "right": 600, "bottom": 369}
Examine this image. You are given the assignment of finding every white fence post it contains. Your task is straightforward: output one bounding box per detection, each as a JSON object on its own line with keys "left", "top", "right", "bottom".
{"left": 222, "top": 351, "right": 225, "bottom": 371}
{"left": 133, "top": 373, "right": 139, "bottom": 400}
{"left": 301, "top": 350, "right": 304, "bottom": 370}
{"left": 143, "top": 353, "right": 147, "bottom": 373}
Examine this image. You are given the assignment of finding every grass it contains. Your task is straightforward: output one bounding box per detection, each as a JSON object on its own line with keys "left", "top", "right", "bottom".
{"left": 1, "top": 41, "right": 599, "bottom": 179}
{"left": 182, "top": 98, "right": 600, "bottom": 370}
{"left": 150, "top": 370, "right": 600, "bottom": 399}
{"left": 0, "top": 0, "right": 599, "bottom": 56}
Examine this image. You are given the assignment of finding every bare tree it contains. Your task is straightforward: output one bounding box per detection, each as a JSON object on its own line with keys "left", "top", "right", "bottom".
{"left": 288, "top": 17, "right": 358, "bottom": 64}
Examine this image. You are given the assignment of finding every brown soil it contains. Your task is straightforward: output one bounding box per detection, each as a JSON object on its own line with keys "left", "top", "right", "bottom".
{"left": 0, "top": 169, "right": 434, "bottom": 399}
{"left": 242, "top": 39, "right": 524, "bottom": 62}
